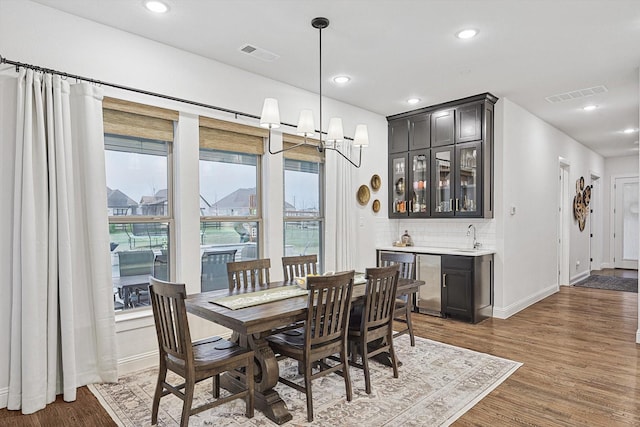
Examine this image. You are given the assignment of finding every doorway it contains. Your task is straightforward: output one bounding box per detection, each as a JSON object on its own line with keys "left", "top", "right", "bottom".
{"left": 589, "top": 174, "right": 601, "bottom": 271}
{"left": 613, "top": 176, "right": 639, "bottom": 269}
{"left": 558, "top": 161, "right": 570, "bottom": 286}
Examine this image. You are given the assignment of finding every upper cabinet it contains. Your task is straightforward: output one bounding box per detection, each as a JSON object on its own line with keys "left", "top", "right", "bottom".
{"left": 386, "top": 93, "right": 497, "bottom": 219}
{"left": 430, "top": 109, "right": 455, "bottom": 147}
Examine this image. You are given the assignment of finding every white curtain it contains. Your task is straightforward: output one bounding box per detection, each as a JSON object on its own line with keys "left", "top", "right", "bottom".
{"left": 7, "top": 69, "right": 117, "bottom": 414}
{"left": 333, "top": 141, "right": 356, "bottom": 271}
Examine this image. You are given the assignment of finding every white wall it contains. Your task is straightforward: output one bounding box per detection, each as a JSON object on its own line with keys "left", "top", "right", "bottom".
{"left": 495, "top": 98, "right": 604, "bottom": 318}
{"left": 0, "top": 0, "right": 387, "bottom": 397}
{"left": 602, "top": 155, "right": 639, "bottom": 267}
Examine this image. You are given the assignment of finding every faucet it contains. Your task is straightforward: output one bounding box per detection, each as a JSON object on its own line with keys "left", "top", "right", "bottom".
{"left": 467, "top": 224, "right": 481, "bottom": 249}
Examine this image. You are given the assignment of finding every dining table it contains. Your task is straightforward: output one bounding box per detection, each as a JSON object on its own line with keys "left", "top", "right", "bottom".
{"left": 185, "top": 276, "right": 423, "bottom": 424}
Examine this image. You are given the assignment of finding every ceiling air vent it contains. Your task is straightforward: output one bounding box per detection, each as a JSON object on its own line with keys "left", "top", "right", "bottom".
{"left": 545, "top": 85, "right": 608, "bottom": 103}
{"left": 239, "top": 44, "right": 280, "bottom": 62}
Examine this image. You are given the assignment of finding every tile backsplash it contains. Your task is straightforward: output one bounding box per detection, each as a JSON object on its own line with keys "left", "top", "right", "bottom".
{"left": 374, "top": 218, "right": 496, "bottom": 249}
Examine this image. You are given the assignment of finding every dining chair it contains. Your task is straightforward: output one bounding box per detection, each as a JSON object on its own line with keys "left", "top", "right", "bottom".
{"left": 226, "top": 258, "right": 271, "bottom": 291}
{"left": 266, "top": 270, "right": 355, "bottom": 422}
{"left": 282, "top": 254, "right": 318, "bottom": 282}
{"left": 348, "top": 264, "right": 400, "bottom": 394}
{"left": 201, "top": 249, "right": 237, "bottom": 291}
{"left": 379, "top": 251, "right": 416, "bottom": 346}
{"left": 149, "top": 277, "right": 254, "bottom": 427}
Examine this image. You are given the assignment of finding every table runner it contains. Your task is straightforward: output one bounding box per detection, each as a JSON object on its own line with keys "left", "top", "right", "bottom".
{"left": 210, "top": 285, "right": 309, "bottom": 310}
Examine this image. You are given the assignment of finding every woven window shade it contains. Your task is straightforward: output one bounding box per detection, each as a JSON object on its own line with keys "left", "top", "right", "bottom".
{"left": 282, "top": 134, "right": 324, "bottom": 163}
{"left": 103, "top": 97, "right": 176, "bottom": 142}
{"left": 199, "top": 116, "right": 266, "bottom": 155}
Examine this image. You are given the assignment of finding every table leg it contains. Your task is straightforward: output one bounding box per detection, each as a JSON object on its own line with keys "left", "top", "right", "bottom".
{"left": 222, "top": 332, "right": 292, "bottom": 424}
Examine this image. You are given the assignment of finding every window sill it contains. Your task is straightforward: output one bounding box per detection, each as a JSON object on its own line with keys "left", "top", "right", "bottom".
{"left": 115, "top": 307, "right": 154, "bottom": 333}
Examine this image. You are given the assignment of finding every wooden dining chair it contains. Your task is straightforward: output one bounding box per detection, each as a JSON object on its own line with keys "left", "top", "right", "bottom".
{"left": 379, "top": 251, "right": 416, "bottom": 346}
{"left": 148, "top": 278, "right": 255, "bottom": 427}
{"left": 266, "top": 271, "right": 355, "bottom": 422}
{"left": 348, "top": 264, "right": 400, "bottom": 394}
{"left": 282, "top": 254, "right": 318, "bottom": 282}
{"left": 226, "top": 258, "right": 271, "bottom": 291}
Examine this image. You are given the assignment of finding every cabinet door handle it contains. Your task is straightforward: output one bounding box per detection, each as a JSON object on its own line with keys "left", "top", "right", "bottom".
{"left": 456, "top": 198, "right": 459, "bottom": 211}
{"left": 449, "top": 199, "right": 453, "bottom": 211}
{"left": 442, "top": 273, "right": 447, "bottom": 287}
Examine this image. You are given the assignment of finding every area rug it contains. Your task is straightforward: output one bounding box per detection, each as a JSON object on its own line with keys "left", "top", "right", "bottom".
{"left": 574, "top": 275, "right": 638, "bottom": 292}
{"left": 89, "top": 336, "right": 521, "bottom": 426}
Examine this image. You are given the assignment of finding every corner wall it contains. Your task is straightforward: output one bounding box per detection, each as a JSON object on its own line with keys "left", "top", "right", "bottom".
{"left": 495, "top": 98, "right": 605, "bottom": 318}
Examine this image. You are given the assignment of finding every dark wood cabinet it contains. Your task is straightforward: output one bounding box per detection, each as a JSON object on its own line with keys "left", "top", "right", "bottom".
{"left": 456, "top": 102, "right": 483, "bottom": 143}
{"left": 387, "top": 93, "right": 497, "bottom": 219}
{"left": 441, "top": 254, "right": 493, "bottom": 323}
{"left": 430, "top": 109, "right": 455, "bottom": 147}
{"left": 409, "top": 114, "right": 430, "bottom": 150}
{"left": 388, "top": 119, "right": 409, "bottom": 154}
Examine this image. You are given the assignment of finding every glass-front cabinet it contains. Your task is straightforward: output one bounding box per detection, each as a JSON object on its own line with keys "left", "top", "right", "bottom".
{"left": 409, "top": 150, "right": 430, "bottom": 217}
{"left": 456, "top": 142, "right": 481, "bottom": 216}
{"left": 432, "top": 147, "right": 454, "bottom": 216}
{"left": 387, "top": 93, "right": 496, "bottom": 219}
{"left": 390, "top": 154, "right": 408, "bottom": 216}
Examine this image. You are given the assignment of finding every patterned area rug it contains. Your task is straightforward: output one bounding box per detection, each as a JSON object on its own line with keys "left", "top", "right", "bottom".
{"left": 574, "top": 275, "right": 638, "bottom": 292}
{"left": 89, "top": 336, "right": 521, "bottom": 426}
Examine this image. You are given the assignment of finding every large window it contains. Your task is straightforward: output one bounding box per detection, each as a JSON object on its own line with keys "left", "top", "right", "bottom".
{"left": 284, "top": 158, "right": 323, "bottom": 266}
{"left": 104, "top": 98, "right": 176, "bottom": 312}
{"left": 199, "top": 117, "right": 265, "bottom": 291}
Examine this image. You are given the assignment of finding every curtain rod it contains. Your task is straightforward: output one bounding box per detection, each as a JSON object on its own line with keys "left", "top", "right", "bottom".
{"left": 0, "top": 53, "right": 301, "bottom": 130}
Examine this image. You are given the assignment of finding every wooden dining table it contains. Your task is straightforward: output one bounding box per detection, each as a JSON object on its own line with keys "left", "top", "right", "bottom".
{"left": 185, "top": 277, "right": 423, "bottom": 424}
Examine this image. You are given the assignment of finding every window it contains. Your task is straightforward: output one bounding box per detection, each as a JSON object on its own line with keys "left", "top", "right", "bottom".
{"left": 103, "top": 98, "right": 176, "bottom": 312}
{"left": 283, "top": 134, "right": 324, "bottom": 268}
{"left": 199, "top": 117, "right": 265, "bottom": 291}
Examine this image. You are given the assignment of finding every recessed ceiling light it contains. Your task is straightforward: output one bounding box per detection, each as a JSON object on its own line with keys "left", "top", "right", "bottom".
{"left": 582, "top": 105, "right": 597, "bottom": 111}
{"left": 623, "top": 128, "right": 637, "bottom": 134}
{"left": 456, "top": 29, "right": 478, "bottom": 39}
{"left": 144, "top": 0, "right": 169, "bottom": 13}
{"left": 333, "top": 76, "right": 350, "bottom": 84}
{"left": 407, "top": 98, "right": 421, "bottom": 105}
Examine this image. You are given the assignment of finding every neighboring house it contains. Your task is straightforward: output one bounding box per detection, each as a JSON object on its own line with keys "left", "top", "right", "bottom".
{"left": 139, "top": 189, "right": 167, "bottom": 216}
{"left": 106, "top": 187, "right": 138, "bottom": 216}
{"left": 207, "top": 188, "right": 257, "bottom": 216}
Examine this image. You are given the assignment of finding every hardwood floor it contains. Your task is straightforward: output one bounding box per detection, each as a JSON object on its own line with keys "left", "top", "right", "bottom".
{"left": 2, "top": 284, "right": 639, "bottom": 426}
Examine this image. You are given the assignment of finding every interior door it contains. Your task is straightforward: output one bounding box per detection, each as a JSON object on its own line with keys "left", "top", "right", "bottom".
{"left": 614, "top": 177, "right": 639, "bottom": 269}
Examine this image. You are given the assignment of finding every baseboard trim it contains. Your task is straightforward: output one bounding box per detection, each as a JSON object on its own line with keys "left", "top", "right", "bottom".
{"left": 117, "top": 350, "right": 158, "bottom": 376}
{"left": 492, "top": 283, "right": 559, "bottom": 319}
{"left": 0, "top": 386, "right": 7, "bottom": 409}
{"left": 570, "top": 270, "right": 590, "bottom": 285}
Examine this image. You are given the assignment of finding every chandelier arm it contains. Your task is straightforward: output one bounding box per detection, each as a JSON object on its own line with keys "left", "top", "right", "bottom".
{"left": 324, "top": 145, "right": 362, "bottom": 168}
{"left": 267, "top": 131, "right": 313, "bottom": 155}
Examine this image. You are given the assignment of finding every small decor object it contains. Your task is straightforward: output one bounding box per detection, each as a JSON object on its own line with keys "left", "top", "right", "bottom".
{"left": 357, "top": 184, "right": 371, "bottom": 205}
{"left": 370, "top": 174, "right": 381, "bottom": 191}
{"left": 394, "top": 177, "right": 405, "bottom": 195}
{"left": 372, "top": 199, "right": 381, "bottom": 213}
{"left": 401, "top": 230, "right": 413, "bottom": 246}
{"left": 573, "top": 176, "right": 591, "bottom": 231}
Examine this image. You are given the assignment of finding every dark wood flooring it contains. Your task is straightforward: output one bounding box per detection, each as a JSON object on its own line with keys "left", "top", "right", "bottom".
{"left": 2, "top": 271, "right": 639, "bottom": 426}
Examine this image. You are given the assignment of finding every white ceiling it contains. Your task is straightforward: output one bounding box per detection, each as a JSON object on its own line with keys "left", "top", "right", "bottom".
{"left": 32, "top": 0, "right": 640, "bottom": 158}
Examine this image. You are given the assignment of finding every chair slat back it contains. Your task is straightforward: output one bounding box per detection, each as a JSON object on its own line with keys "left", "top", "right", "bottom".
{"left": 149, "top": 278, "right": 193, "bottom": 363}
{"left": 305, "top": 271, "right": 354, "bottom": 347}
{"left": 227, "top": 258, "right": 271, "bottom": 290}
{"left": 379, "top": 252, "right": 415, "bottom": 280}
{"left": 361, "top": 265, "right": 400, "bottom": 330}
{"left": 282, "top": 255, "right": 318, "bottom": 282}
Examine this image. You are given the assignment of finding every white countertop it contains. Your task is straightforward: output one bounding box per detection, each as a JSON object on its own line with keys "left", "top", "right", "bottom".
{"left": 376, "top": 245, "right": 496, "bottom": 257}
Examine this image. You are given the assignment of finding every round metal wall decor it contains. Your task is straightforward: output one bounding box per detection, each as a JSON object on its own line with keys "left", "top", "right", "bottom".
{"left": 372, "top": 199, "right": 381, "bottom": 213}
{"left": 357, "top": 185, "right": 371, "bottom": 205}
{"left": 370, "top": 174, "right": 381, "bottom": 191}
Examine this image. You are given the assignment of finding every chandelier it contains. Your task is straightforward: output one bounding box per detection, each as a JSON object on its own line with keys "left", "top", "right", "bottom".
{"left": 259, "top": 17, "right": 369, "bottom": 168}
